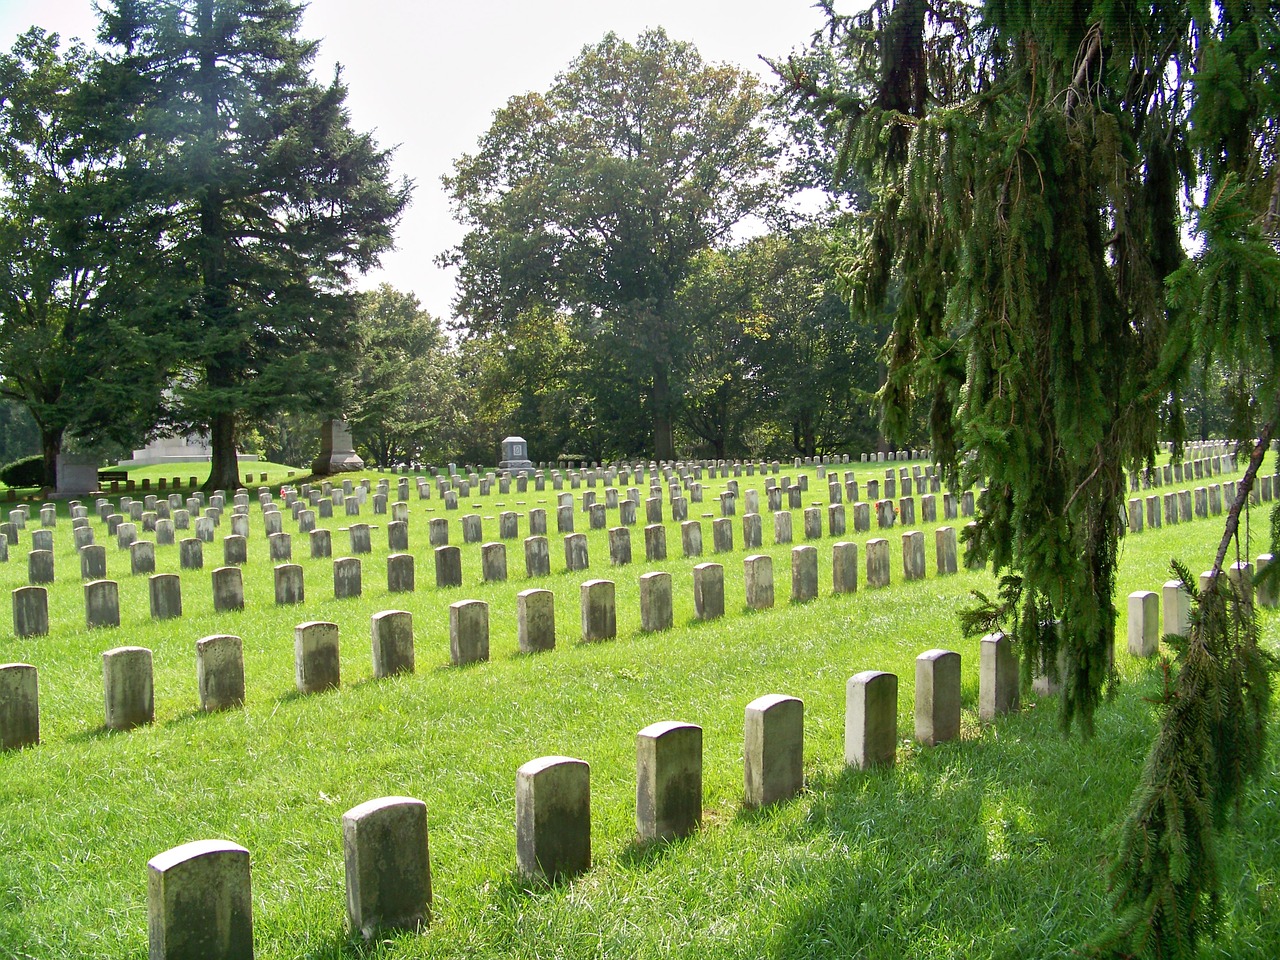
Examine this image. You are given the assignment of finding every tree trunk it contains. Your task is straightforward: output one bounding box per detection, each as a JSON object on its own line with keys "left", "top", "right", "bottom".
{"left": 205, "top": 410, "right": 240, "bottom": 491}
{"left": 39, "top": 426, "right": 63, "bottom": 490}
{"left": 652, "top": 366, "right": 675, "bottom": 461}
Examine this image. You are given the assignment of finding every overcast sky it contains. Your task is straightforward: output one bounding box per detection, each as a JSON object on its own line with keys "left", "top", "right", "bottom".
{"left": 0, "top": 1, "right": 840, "bottom": 320}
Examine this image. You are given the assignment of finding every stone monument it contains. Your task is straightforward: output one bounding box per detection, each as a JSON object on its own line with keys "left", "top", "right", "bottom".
{"left": 312, "top": 419, "right": 364, "bottom": 475}
{"left": 499, "top": 436, "right": 534, "bottom": 471}
{"left": 55, "top": 453, "right": 100, "bottom": 496}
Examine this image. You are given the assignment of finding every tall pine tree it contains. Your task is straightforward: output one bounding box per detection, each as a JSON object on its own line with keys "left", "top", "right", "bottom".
{"left": 98, "top": 0, "right": 411, "bottom": 489}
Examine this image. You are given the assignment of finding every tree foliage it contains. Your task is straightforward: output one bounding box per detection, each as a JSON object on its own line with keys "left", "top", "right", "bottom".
{"left": 0, "top": 28, "right": 163, "bottom": 486}
{"left": 96, "top": 0, "right": 411, "bottom": 490}
{"left": 343, "top": 284, "right": 462, "bottom": 468}
{"left": 780, "top": 0, "right": 1279, "bottom": 954}
{"left": 443, "top": 29, "right": 778, "bottom": 460}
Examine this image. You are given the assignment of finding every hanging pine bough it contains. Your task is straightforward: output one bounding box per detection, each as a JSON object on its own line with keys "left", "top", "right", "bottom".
{"left": 1101, "top": 434, "right": 1279, "bottom": 959}
{"left": 778, "top": 0, "right": 1280, "bottom": 954}
{"left": 777, "top": 0, "right": 1180, "bottom": 734}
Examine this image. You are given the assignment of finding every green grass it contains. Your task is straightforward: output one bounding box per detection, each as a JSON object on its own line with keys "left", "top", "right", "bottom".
{"left": 1, "top": 457, "right": 1277, "bottom": 959}
{"left": 0, "top": 458, "right": 305, "bottom": 498}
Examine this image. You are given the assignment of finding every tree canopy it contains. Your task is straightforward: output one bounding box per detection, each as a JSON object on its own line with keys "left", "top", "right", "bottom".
{"left": 780, "top": 0, "right": 1279, "bottom": 954}
{"left": 443, "top": 28, "right": 778, "bottom": 460}
{"left": 0, "top": 27, "right": 164, "bottom": 486}
{"left": 96, "top": 0, "right": 411, "bottom": 490}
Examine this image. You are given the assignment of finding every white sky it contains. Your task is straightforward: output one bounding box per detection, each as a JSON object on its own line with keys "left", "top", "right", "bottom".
{"left": 0, "top": 1, "right": 838, "bottom": 321}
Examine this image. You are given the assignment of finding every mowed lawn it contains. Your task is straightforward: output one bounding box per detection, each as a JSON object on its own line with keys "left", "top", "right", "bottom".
{"left": 1, "top": 458, "right": 1277, "bottom": 959}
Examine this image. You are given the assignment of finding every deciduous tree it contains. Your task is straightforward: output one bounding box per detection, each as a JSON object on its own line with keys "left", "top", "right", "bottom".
{"left": 443, "top": 29, "right": 777, "bottom": 460}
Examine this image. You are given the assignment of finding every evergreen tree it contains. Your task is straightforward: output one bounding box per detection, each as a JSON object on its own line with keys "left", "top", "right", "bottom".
{"left": 780, "top": 1, "right": 1279, "bottom": 954}
{"left": 97, "top": 0, "right": 411, "bottom": 490}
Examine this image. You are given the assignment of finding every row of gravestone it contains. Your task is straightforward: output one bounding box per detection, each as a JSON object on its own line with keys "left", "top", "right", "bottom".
{"left": 1126, "top": 558, "right": 1277, "bottom": 658}
{"left": 6, "top": 520, "right": 973, "bottom": 639}
{"left": 127, "top": 628, "right": 1036, "bottom": 958}
{"left": 0, "top": 530, "right": 982, "bottom": 748}
{"left": 6, "top": 456, "right": 1258, "bottom": 638}
{"left": 10, "top": 460, "right": 1256, "bottom": 636}
{"left": 1125, "top": 475, "right": 1276, "bottom": 533}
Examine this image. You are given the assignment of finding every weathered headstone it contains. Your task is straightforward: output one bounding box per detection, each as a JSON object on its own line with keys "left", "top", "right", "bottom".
{"left": 979, "top": 631, "right": 1019, "bottom": 720}
{"left": 0, "top": 663, "right": 39, "bottom": 750}
{"left": 434, "top": 545, "right": 462, "bottom": 588}
{"left": 636, "top": 720, "right": 702, "bottom": 841}
{"left": 211, "top": 566, "right": 244, "bottom": 613}
{"left": 103, "top": 646, "right": 154, "bottom": 730}
{"left": 866, "top": 538, "right": 890, "bottom": 588}
{"left": 146, "top": 840, "right": 254, "bottom": 959}
{"left": 274, "top": 563, "right": 305, "bottom": 605}
{"left": 79, "top": 578, "right": 120, "bottom": 629}
{"left": 312, "top": 418, "right": 364, "bottom": 474}
{"left": 371, "top": 610, "right": 414, "bottom": 679}
{"left": 196, "top": 634, "right": 245, "bottom": 710}
{"left": 845, "top": 670, "right": 897, "bottom": 769}
{"left": 564, "top": 533, "right": 589, "bottom": 572}
{"left": 512, "top": 754, "right": 594, "bottom": 891}
{"left": 295, "top": 622, "right": 341, "bottom": 693}
{"left": 832, "top": 541, "right": 858, "bottom": 594}
{"left": 517, "top": 589, "right": 555, "bottom": 653}
{"left": 639, "top": 571, "right": 673, "bottom": 632}
{"left": 743, "top": 694, "right": 803, "bottom": 807}
{"left": 449, "top": 599, "right": 489, "bottom": 666}
{"left": 581, "top": 579, "right": 616, "bottom": 641}
{"left": 914, "top": 649, "right": 961, "bottom": 745}
{"left": 342, "top": 796, "right": 431, "bottom": 938}
{"left": 744, "top": 555, "right": 774, "bottom": 610}
{"left": 149, "top": 573, "right": 182, "bottom": 620}
{"left": 791, "top": 546, "right": 818, "bottom": 603}
{"left": 1127, "top": 590, "right": 1159, "bottom": 657}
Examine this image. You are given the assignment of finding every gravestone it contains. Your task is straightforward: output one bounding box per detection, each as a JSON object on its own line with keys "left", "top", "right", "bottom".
{"left": 639, "top": 571, "right": 673, "bottom": 632}
{"left": 434, "top": 546, "right": 462, "bottom": 588}
{"left": 524, "top": 536, "right": 550, "bottom": 577}
{"left": 564, "top": 533, "right": 589, "bottom": 571}
{"left": 915, "top": 649, "right": 961, "bottom": 745}
{"left": 211, "top": 567, "right": 244, "bottom": 613}
{"left": 146, "top": 840, "right": 253, "bottom": 960}
{"left": 12, "top": 586, "right": 48, "bottom": 637}
{"left": 866, "top": 538, "right": 890, "bottom": 588}
{"left": 103, "top": 646, "right": 154, "bottom": 730}
{"left": 371, "top": 610, "right": 414, "bottom": 678}
{"left": 149, "top": 574, "right": 182, "bottom": 620}
{"left": 744, "top": 555, "right": 774, "bottom": 610}
{"left": 581, "top": 579, "right": 616, "bottom": 641}
{"left": 449, "top": 600, "right": 489, "bottom": 665}
{"left": 832, "top": 541, "right": 858, "bottom": 593}
{"left": 0, "top": 663, "right": 39, "bottom": 750}
{"left": 517, "top": 589, "right": 555, "bottom": 653}
{"left": 693, "top": 562, "right": 725, "bottom": 620}
{"left": 743, "top": 694, "right": 803, "bottom": 807}
{"left": 275, "top": 564, "right": 305, "bottom": 605}
{"left": 516, "top": 756, "right": 591, "bottom": 880}
{"left": 28, "top": 549, "right": 54, "bottom": 585}
{"left": 791, "top": 546, "right": 818, "bottom": 602}
{"left": 1128, "top": 590, "right": 1160, "bottom": 656}
{"left": 387, "top": 553, "right": 415, "bottom": 593}
{"left": 342, "top": 796, "right": 431, "bottom": 938}
{"left": 334, "top": 557, "right": 362, "bottom": 599}
{"left": 845, "top": 670, "right": 897, "bottom": 769}
{"left": 636, "top": 721, "right": 702, "bottom": 841}
{"left": 979, "top": 632, "right": 1019, "bottom": 719}
{"left": 130, "top": 540, "right": 156, "bottom": 576}
{"left": 196, "top": 635, "right": 245, "bottom": 710}
{"left": 295, "top": 621, "right": 340, "bottom": 694}
{"left": 179, "top": 538, "right": 203, "bottom": 570}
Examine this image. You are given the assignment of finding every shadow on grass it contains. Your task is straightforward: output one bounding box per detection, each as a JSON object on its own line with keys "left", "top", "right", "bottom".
{"left": 756, "top": 703, "right": 1168, "bottom": 960}
{"left": 616, "top": 831, "right": 696, "bottom": 870}
{"left": 300, "top": 925, "right": 417, "bottom": 960}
